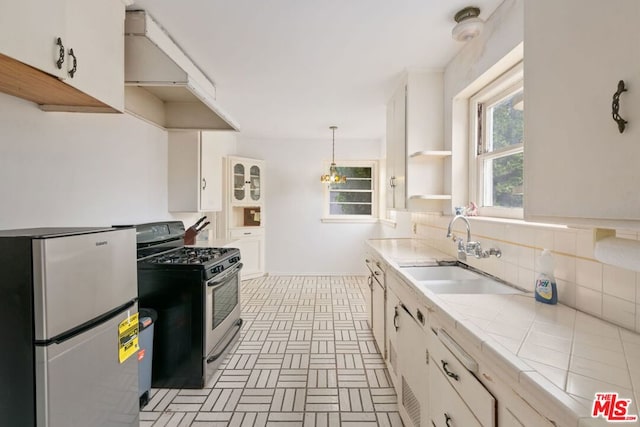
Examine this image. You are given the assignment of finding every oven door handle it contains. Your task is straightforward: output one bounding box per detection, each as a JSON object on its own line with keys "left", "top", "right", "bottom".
{"left": 206, "top": 318, "right": 243, "bottom": 363}
{"left": 206, "top": 263, "right": 243, "bottom": 288}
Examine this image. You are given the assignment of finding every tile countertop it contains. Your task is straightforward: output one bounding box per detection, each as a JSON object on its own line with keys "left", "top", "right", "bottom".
{"left": 366, "top": 238, "right": 456, "bottom": 267}
{"left": 366, "top": 238, "right": 640, "bottom": 427}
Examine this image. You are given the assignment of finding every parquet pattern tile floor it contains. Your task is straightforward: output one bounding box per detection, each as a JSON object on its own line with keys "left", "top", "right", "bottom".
{"left": 140, "top": 275, "right": 403, "bottom": 427}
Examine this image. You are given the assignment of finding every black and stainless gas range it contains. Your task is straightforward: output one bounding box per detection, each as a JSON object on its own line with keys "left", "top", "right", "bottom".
{"left": 135, "top": 221, "right": 243, "bottom": 389}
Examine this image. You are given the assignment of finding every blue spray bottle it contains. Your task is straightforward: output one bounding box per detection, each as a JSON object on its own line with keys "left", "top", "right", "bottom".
{"left": 535, "top": 249, "right": 558, "bottom": 304}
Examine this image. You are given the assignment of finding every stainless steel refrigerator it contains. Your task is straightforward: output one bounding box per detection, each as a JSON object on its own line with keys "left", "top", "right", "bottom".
{"left": 0, "top": 227, "right": 139, "bottom": 426}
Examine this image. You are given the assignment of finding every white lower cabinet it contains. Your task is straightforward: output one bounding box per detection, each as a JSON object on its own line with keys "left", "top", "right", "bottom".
{"left": 229, "top": 228, "right": 264, "bottom": 280}
{"left": 371, "top": 259, "right": 575, "bottom": 427}
{"left": 365, "top": 275, "right": 373, "bottom": 329}
{"left": 428, "top": 327, "right": 495, "bottom": 427}
{"left": 430, "top": 366, "right": 482, "bottom": 427}
{"left": 397, "top": 304, "right": 430, "bottom": 427}
{"left": 371, "top": 275, "right": 386, "bottom": 358}
{"left": 496, "top": 384, "right": 555, "bottom": 427}
{"left": 385, "top": 289, "right": 400, "bottom": 389}
{"left": 386, "top": 271, "right": 430, "bottom": 427}
{"left": 365, "top": 255, "right": 386, "bottom": 359}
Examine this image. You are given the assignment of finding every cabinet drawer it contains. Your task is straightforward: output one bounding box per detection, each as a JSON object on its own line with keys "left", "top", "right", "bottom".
{"left": 387, "top": 271, "right": 429, "bottom": 330}
{"left": 428, "top": 328, "right": 495, "bottom": 426}
{"left": 365, "top": 257, "right": 385, "bottom": 283}
{"left": 430, "top": 364, "right": 482, "bottom": 427}
{"left": 230, "top": 228, "right": 264, "bottom": 238}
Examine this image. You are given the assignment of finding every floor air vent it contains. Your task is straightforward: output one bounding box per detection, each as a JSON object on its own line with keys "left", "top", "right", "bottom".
{"left": 402, "top": 375, "right": 421, "bottom": 427}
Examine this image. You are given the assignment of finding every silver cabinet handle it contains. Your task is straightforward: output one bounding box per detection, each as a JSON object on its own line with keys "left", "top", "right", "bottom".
{"left": 202, "top": 178, "right": 207, "bottom": 190}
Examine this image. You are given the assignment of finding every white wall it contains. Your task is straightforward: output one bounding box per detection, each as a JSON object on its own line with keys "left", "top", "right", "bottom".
{"left": 237, "top": 136, "right": 385, "bottom": 275}
{"left": 0, "top": 93, "right": 171, "bottom": 228}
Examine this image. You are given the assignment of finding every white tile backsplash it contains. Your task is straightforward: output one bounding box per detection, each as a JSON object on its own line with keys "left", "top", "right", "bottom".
{"left": 602, "top": 295, "right": 636, "bottom": 331}
{"left": 575, "top": 259, "right": 602, "bottom": 291}
{"left": 516, "top": 226, "right": 536, "bottom": 246}
{"left": 412, "top": 213, "right": 640, "bottom": 333}
{"left": 603, "top": 265, "right": 636, "bottom": 303}
{"left": 535, "top": 229, "right": 555, "bottom": 251}
{"left": 518, "top": 246, "right": 535, "bottom": 269}
{"left": 556, "top": 279, "right": 576, "bottom": 307}
{"left": 554, "top": 230, "right": 577, "bottom": 255}
{"left": 499, "top": 242, "right": 519, "bottom": 266}
{"left": 554, "top": 254, "right": 576, "bottom": 283}
{"left": 504, "top": 262, "right": 519, "bottom": 287}
{"left": 576, "top": 286, "right": 604, "bottom": 318}
{"left": 575, "top": 230, "right": 594, "bottom": 259}
{"left": 517, "top": 267, "right": 536, "bottom": 293}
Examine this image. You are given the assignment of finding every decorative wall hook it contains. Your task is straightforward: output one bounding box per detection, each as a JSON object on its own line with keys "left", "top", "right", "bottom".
{"left": 612, "top": 80, "right": 627, "bottom": 133}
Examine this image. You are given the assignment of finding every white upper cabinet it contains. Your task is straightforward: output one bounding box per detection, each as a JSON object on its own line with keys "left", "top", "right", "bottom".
{"left": 199, "top": 133, "right": 221, "bottom": 212}
{"left": 0, "top": 0, "right": 124, "bottom": 112}
{"left": 385, "top": 70, "right": 449, "bottom": 214}
{"left": 404, "top": 71, "right": 450, "bottom": 211}
{"left": 524, "top": 0, "right": 640, "bottom": 228}
{"left": 168, "top": 131, "right": 232, "bottom": 213}
{"left": 0, "top": 0, "right": 67, "bottom": 79}
{"left": 386, "top": 83, "right": 407, "bottom": 210}
{"left": 229, "top": 157, "right": 264, "bottom": 206}
{"left": 63, "top": 0, "right": 124, "bottom": 111}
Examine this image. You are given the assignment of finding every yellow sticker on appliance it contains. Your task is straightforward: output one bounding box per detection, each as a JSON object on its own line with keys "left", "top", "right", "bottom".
{"left": 118, "top": 312, "right": 139, "bottom": 363}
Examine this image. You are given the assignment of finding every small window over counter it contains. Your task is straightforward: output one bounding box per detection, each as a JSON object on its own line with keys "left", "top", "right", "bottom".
{"left": 322, "top": 161, "right": 378, "bottom": 222}
{"left": 469, "top": 62, "right": 524, "bottom": 219}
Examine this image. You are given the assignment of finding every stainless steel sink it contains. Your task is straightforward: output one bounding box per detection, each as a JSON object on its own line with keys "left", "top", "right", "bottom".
{"left": 400, "top": 266, "right": 522, "bottom": 295}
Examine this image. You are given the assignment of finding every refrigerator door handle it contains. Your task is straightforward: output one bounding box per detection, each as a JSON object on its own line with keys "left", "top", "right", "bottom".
{"left": 35, "top": 299, "right": 137, "bottom": 346}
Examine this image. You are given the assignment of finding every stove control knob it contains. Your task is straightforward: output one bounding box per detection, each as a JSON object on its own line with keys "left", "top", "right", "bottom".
{"left": 230, "top": 256, "right": 240, "bottom": 264}
{"left": 211, "top": 265, "right": 223, "bottom": 275}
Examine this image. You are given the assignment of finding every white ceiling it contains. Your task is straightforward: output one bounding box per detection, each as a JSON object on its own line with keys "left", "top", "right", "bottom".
{"left": 129, "top": 0, "right": 504, "bottom": 140}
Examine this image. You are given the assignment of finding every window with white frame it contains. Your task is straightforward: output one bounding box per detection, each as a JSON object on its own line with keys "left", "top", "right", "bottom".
{"left": 322, "top": 161, "right": 377, "bottom": 221}
{"left": 469, "top": 62, "right": 524, "bottom": 218}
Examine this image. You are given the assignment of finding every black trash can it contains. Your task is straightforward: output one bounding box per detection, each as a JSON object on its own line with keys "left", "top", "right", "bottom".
{"left": 138, "top": 308, "right": 157, "bottom": 408}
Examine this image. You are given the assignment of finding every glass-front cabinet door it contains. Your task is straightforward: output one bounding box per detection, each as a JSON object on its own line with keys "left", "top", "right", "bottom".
{"left": 250, "top": 165, "right": 261, "bottom": 201}
{"left": 233, "top": 163, "right": 246, "bottom": 202}
{"left": 230, "top": 158, "right": 264, "bottom": 205}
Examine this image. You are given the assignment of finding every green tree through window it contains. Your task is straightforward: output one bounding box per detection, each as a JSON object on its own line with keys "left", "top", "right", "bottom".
{"left": 486, "top": 91, "right": 524, "bottom": 208}
{"left": 328, "top": 166, "right": 373, "bottom": 215}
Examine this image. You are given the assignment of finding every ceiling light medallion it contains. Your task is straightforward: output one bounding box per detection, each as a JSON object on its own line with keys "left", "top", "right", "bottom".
{"left": 452, "top": 6, "right": 484, "bottom": 42}
{"left": 320, "top": 126, "right": 347, "bottom": 184}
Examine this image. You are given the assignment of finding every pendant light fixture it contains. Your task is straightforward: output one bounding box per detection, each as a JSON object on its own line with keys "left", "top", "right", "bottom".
{"left": 320, "top": 126, "right": 347, "bottom": 184}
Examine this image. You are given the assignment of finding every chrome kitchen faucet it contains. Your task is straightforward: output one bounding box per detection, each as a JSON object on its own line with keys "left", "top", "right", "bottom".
{"left": 446, "top": 215, "right": 501, "bottom": 261}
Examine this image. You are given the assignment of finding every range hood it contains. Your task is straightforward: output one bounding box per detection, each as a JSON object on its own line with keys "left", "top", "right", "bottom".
{"left": 124, "top": 11, "right": 239, "bottom": 131}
